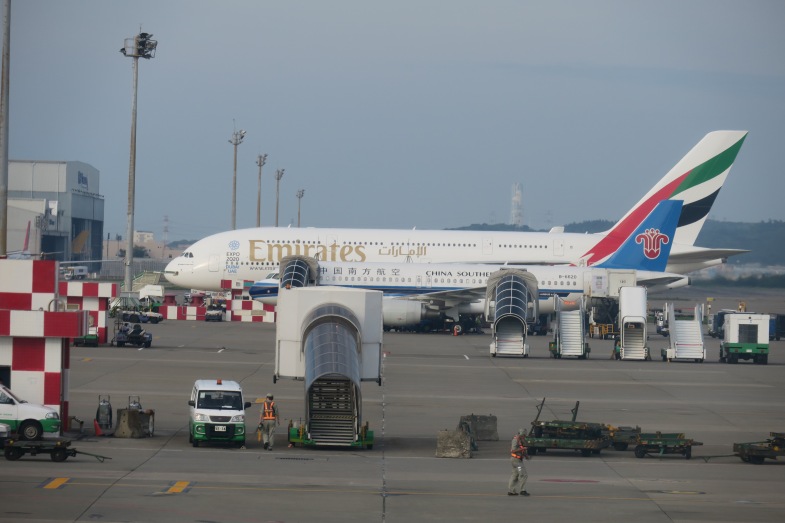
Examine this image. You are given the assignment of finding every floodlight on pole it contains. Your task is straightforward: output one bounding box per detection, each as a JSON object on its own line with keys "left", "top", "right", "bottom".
{"left": 296, "top": 189, "right": 305, "bottom": 228}
{"left": 274, "top": 169, "right": 285, "bottom": 227}
{"left": 120, "top": 30, "right": 157, "bottom": 293}
{"left": 229, "top": 128, "right": 246, "bottom": 230}
{"left": 256, "top": 153, "right": 267, "bottom": 227}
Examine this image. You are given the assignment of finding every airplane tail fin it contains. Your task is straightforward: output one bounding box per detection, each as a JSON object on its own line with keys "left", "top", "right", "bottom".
{"left": 581, "top": 130, "right": 747, "bottom": 266}
{"left": 597, "top": 200, "right": 682, "bottom": 272}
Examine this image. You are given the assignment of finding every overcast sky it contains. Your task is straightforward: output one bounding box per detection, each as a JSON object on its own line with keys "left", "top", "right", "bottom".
{"left": 8, "top": 1, "right": 785, "bottom": 242}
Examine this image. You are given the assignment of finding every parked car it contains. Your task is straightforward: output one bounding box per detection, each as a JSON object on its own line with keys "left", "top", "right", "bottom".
{"left": 0, "top": 384, "right": 61, "bottom": 440}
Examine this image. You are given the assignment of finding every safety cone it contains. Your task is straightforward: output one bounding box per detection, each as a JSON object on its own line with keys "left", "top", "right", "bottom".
{"left": 94, "top": 419, "right": 104, "bottom": 437}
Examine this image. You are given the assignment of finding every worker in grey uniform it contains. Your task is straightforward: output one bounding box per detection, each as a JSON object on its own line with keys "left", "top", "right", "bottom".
{"left": 508, "top": 428, "right": 531, "bottom": 496}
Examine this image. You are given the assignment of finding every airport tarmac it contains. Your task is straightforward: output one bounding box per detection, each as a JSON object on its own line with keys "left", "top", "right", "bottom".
{"left": 1, "top": 287, "right": 784, "bottom": 522}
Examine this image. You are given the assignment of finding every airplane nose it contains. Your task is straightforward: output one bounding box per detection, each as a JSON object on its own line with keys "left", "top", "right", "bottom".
{"left": 163, "top": 260, "right": 180, "bottom": 283}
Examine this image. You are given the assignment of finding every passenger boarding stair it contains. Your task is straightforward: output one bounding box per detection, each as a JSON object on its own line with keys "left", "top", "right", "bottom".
{"left": 553, "top": 306, "right": 588, "bottom": 359}
{"left": 663, "top": 304, "right": 705, "bottom": 362}
{"left": 307, "top": 376, "right": 358, "bottom": 446}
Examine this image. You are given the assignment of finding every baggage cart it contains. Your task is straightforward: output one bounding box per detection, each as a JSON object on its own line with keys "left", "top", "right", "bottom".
{"left": 3, "top": 437, "right": 111, "bottom": 462}
{"left": 633, "top": 432, "right": 702, "bottom": 459}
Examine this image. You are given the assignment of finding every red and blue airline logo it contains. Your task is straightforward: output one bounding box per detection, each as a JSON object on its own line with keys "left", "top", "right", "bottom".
{"left": 635, "top": 228, "right": 670, "bottom": 260}
{"left": 596, "top": 200, "right": 681, "bottom": 271}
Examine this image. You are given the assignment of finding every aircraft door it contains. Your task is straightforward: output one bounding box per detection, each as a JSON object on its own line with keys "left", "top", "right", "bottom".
{"left": 482, "top": 237, "right": 493, "bottom": 255}
{"left": 208, "top": 254, "right": 220, "bottom": 272}
{"left": 415, "top": 275, "right": 432, "bottom": 289}
{"left": 553, "top": 239, "right": 564, "bottom": 257}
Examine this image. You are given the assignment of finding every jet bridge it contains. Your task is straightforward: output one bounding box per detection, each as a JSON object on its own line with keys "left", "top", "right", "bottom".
{"left": 486, "top": 269, "right": 538, "bottom": 357}
{"left": 275, "top": 287, "right": 381, "bottom": 448}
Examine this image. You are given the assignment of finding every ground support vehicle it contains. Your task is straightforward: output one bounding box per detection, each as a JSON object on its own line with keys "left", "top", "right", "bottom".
{"left": 0, "top": 385, "right": 61, "bottom": 440}
{"left": 589, "top": 323, "right": 618, "bottom": 340}
{"left": 719, "top": 313, "right": 769, "bottom": 364}
{"left": 73, "top": 327, "right": 99, "bottom": 347}
{"left": 121, "top": 309, "right": 163, "bottom": 324}
{"left": 3, "top": 437, "right": 111, "bottom": 462}
{"left": 633, "top": 432, "right": 702, "bottom": 459}
{"left": 603, "top": 425, "right": 642, "bottom": 451}
{"left": 205, "top": 306, "right": 224, "bottom": 321}
{"left": 770, "top": 314, "right": 785, "bottom": 341}
{"left": 524, "top": 399, "right": 610, "bottom": 457}
{"left": 287, "top": 419, "right": 374, "bottom": 450}
{"left": 733, "top": 432, "right": 785, "bottom": 464}
{"left": 188, "top": 379, "right": 251, "bottom": 448}
{"left": 111, "top": 323, "right": 152, "bottom": 348}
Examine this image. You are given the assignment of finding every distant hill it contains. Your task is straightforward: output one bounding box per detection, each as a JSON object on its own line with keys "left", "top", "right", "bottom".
{"left": 449, "top": 219, "right": 785, "bottom": 266}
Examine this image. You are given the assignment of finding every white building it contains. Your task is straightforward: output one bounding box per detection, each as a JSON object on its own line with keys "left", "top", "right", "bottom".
{"left": 7, "top": 160, "right": 104, "bottom": 262}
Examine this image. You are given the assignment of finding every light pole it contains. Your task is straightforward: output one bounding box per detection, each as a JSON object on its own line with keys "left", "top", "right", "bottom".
{"left": 274, "top": 169, "right": 285, "bottom": 227}
{"left": 120, "top": 31, "right": 157, "bottom": 293}
{"left": 296, "top": 189, "right": 305, "bottom": 227}
{"left": 256, "top": 154, "right": 267, "bottom": 227}
{"left": 0, "top": 1, "right": 10, "bottom": 257}
{"left": 229, "top": 128, "right": 246, "bottom": 230}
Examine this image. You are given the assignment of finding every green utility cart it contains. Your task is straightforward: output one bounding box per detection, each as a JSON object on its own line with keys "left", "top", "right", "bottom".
{"left": 524, "top": 399, "right": 610, "bottom": 457}
{"left": 633, "top": 432, "right": 702, "bottom": 459}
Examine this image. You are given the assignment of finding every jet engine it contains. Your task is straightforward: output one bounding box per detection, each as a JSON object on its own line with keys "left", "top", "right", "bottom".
{"left": 382, "top": 300, "right": 441, "bottom": 328}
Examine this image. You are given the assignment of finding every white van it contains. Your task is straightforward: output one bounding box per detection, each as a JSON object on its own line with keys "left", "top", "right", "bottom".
{"left": 188, "top": 379, "right": 252, "bottom": 448}
{"left": 0, "top": 384, "right": 61, "bottom": 440}
{"left": 62, "top": 266, "right": 88, "bottom": 280}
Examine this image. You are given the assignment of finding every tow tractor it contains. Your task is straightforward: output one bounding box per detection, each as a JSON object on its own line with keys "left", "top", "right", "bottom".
{"left": 111, "top": 321, "right": 152, "bottom": 348}
{"left": 4, "top": 437, "right": 111, "bottom": 462}
{"left": 734, "top": 432, "right": 785, "bottom": 464}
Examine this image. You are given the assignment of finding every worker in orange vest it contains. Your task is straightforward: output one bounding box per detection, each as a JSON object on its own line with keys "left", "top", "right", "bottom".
{"left": 508, "top": 428, "right": 531, "bottom": 496}
{"left": 259, "top": 393, "right": 279, "bottom": 450}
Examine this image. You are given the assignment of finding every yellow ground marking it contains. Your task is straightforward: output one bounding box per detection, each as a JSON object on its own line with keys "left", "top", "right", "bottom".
{"left": 166, "top": 481, "right": 191, "bottom": 494}
{"left": 43, "top": 477, "right": 70, "bottom": 489}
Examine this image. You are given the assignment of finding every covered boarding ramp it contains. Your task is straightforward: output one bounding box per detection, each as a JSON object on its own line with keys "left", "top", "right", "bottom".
{"left": 279, "top": 255, "right": 320, "bottom": 289}
{"left": 486, "top": 269, "right": 538, "bottom": 357}
{"left": 275, "top": 287, "right": 382, "bottom": 449}
{"left": 302, "top": 305, "right": 367, "bottom": 447}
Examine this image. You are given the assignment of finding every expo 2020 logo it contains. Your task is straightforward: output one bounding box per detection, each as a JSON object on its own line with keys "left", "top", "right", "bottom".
{"left": 228, "top": 240, "right": 240, "bottom": 251}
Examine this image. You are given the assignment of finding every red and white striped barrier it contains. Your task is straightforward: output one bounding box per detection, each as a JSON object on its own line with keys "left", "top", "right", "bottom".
{"left": 0, "top": 260, "right": 90, "bottom": 426}
{"left": 59, "top": 281, "right": 118, "bottom": 344}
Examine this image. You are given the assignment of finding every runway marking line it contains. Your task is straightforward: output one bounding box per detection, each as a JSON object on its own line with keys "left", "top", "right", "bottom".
{"left": 41, "top": 477, "right": 69, "bottom": 489}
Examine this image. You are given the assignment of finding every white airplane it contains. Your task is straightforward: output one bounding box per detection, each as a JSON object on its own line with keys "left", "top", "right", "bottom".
{"left": 164, "top": 130, "right": 748, "bottom": 290}
{"left": 249, "top": 201, "right": 688, "bottom": 328}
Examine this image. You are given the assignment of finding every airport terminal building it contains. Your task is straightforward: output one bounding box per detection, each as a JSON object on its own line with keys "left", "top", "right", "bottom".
{"left": 7, "top": 160, "right": 104, "bottom": 262}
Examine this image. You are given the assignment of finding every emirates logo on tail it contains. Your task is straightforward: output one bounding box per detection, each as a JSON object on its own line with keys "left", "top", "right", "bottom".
{"left": 635, "top": 228, "right": 670, "bottom": 259}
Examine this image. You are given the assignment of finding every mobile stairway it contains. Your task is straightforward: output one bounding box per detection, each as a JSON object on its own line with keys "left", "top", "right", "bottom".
{"left": 276, "top": 287, "right": 380, "bottom": 449}
{"left": 550, "top": 298, "right": 589, "bottom": 359}
{"left": 661, "top": 304, "right": 705, "bottom": 362}
{"left": 619, "top": 286, "right": 650, "bottom": 360}
{"left": 487, "top": 269, "right": 538, "bottom": 357}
